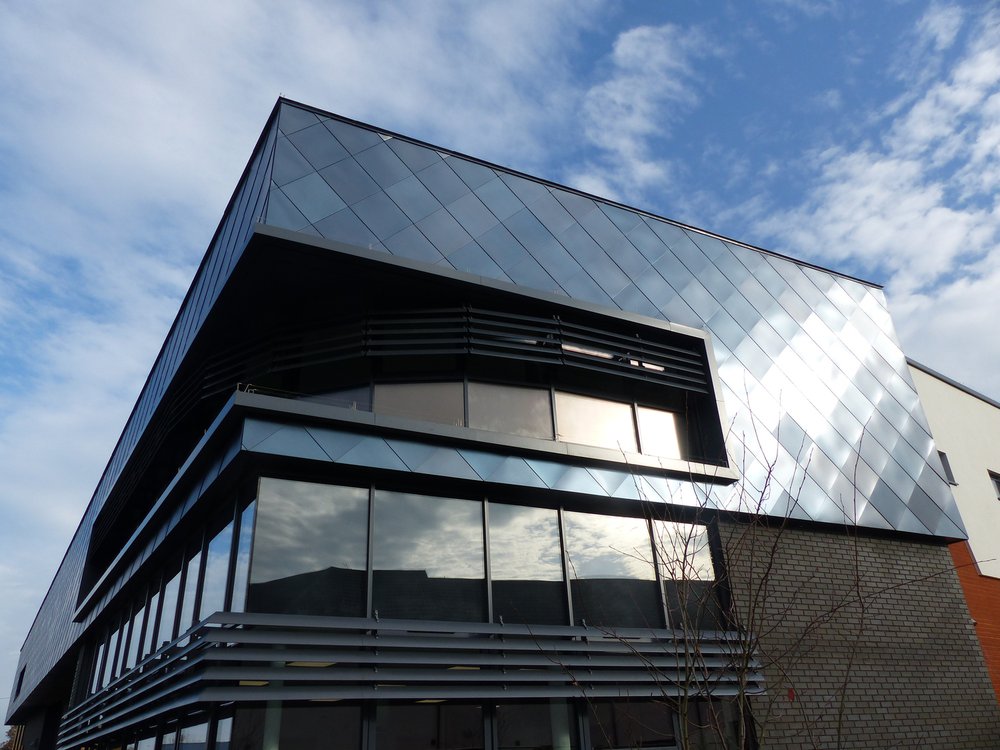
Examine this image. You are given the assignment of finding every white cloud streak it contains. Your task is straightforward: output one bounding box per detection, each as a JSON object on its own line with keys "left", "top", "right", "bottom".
{"left": 568, "top": 23, "right": 719, "bottom": 204}
{"left": 752, "top": 4, "right": 1000, "bottom": 396}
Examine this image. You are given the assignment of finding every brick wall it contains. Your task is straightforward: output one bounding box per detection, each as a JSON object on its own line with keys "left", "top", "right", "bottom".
{"left": 951, "top": 540, "right": 1000, "bottom": 702}
{"left": 719, "top": 521, "right": 1000, "bottom": 749}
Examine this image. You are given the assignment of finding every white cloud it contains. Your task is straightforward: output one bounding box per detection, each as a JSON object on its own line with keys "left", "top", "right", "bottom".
{"left": 567, "top": 23, "right": 720, "bottom": 204}
{"left": 751, "top": 5, "right": 1000, "bottom": 397}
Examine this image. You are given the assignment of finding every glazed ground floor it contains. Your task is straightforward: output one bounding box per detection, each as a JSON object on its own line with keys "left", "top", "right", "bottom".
{"left": 79, "top": 698, "right": 747, "bottom": 750}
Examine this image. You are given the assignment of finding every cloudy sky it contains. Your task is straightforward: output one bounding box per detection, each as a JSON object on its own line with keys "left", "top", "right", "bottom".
{"left": 3, "top": 0, "right": 1000, "bottom": 720}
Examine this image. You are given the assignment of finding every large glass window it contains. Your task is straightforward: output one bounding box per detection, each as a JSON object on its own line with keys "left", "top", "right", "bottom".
{"left": 373, "top": 490, "right": 485, "bottom": 621}
{"left": 124, "top": 597, "right": 146, "bottom": 671}
{"left": 249, "top": 479, "right": 369, "bottom": 617}
{"left": 230, "top": 500, "right": 256, "bottom": 613}
{"left": 178, "top": 546, "right": 203, "bottom": 635}
{"left": 90, "top": 639, "right": 105, "bottom": 694}
{"left": 637, "top": 406, "right": 682, "bottom": 459}
{"left": 468, "top": 382, "right": 553, "bottom": 439}
{"left": 496, "top": 702, "right": 577, "bottom": 750}
{"left": 555, "top": 392, "right": 638, "bottom": 453}
{"left": 376, "top": 704, "right": 483, "bottom": 750}
{"left": 489, "top": 504, "right": 567, "bottom": 625}
{"left": 374, "top": 382, "right": 464, "bottom": 426}
{"left": 142, "top": 587, "right": 161, "bottom": 658}
{"left": 177, "top": 722, "right": 208, "bottom": 750}
{"left": 588, "top": 701, "right": 677, "bottom": 750}
{"left": 199, "top": 519, "right": 234, "bottom": 620}
{"left": 563, "top": 512, "right": 662, "bottom": 628}
{"left": 228, "top": 706, "right": 361, "bottom": 750}
{"left": 158, "top": 565, "right": 181, "bottom": 647}
{"left": 653, "top": 521, "right": 722, "bottom": 630}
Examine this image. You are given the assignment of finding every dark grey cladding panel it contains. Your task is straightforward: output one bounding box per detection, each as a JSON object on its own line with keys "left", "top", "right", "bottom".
{"left": 263, "top": 101, "right": 964, "bottom": 540}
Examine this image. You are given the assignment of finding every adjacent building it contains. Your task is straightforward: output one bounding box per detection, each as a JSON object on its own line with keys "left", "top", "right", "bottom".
{"left": 909, "top": 359, "right": 1000, "bottom": 701}
{"left": 6, "top": 99, "right": 1000, "bottom": 749}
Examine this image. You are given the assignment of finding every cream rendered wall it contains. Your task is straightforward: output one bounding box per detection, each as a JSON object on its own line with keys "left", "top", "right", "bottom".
{"left": 909, "top": 363, "right": 1000, "bottom": 579}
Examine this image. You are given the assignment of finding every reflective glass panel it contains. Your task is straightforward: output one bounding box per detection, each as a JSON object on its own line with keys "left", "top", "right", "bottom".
{"left": 686, "top": 699, "right": 744, "bottom": 749}
{"left": 230, "top": 501, "right": 256, "bottom": 613}
{"left": 178, "top": 548, "right": 203, "bottom": 632}
{"left": 199, "top": 519, "right": 234, "bottom": 620}
{"left": 563, "top": 512, "right": 661, "bottom": 628}
{"left": 276, "top": 706, "right": 362, "bottom": 750}
{"left": 468, "top": 382, "right": 553, "bottom": 439}
{"left": 158, "top": 567, "right": 181, "bottom": 646}
{"left": 588, "top": 701, "right": 677, "bottom": 749}
{"left": 178, "top": 723, "right": 208, "bottom": 750}
{"left": 124, "top": 601, "right": 145, "bottom": 671}
{"left": 374, "top": 382, "right": 464, "bottom": 426}
{"left": 489, "top": 504, "right": 566, "bottom": 625}
{"left": 214, "top": 717, "right": 232, "bottom": 750}
{"left": 249, "top": 479, "right": 368, "bottom": 617}
{"left": 142, "top": 588, "right": 160, "bottom": 657}
{"left": 101, "top": 624, "right": 121, "bottom": 686}
{"left": 90, "top": 640, "right": 105, "bottom": 694}
{"left": 377, "top": 704, "right": 483, "bottom": 750}
{"left": 554, "top": 392, "right": 637, "bottom": 453}
{"left": 136, "top": 737, "right": 155, "bottom": 750}
{"left": 653, "top": 522, "right": 723, "bottom": 630}
{"left": 497, "top": 702, "right": 577, "bottom": 750}
{"left": 637, "top": 406, "right": 682, "bottom": 459}
{"left": 373, "top": 490, "right": 486, "bottom": 621}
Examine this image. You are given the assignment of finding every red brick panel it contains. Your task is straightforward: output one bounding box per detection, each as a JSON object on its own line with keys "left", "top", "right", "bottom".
{"left": 951, "top": 541, "right": 1000, "bottom": 702}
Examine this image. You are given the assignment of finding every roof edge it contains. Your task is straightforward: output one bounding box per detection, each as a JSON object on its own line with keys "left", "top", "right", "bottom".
{"left": 907, "top": 358, "right": 1000, "bottom": 411}
{"left": 276, "top": 96, "right": 883, "bottom": 290}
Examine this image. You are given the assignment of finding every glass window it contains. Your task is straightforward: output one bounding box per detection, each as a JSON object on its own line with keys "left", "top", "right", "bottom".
{"left": 653, "top": 522, "right": 722, "bottom": 631}
{"left": 90, "top": 640, "right": 105, "bottom": 694}
{"left": 230, "top": 500, "right": 257, "bottom": 613}
{"left": 178, "top": 722, "right": 208, "bottom": 750}
{"left": 489, "top": 504, "right": 567, "bottom": 625}
{"left": 555, "top": 392, "right": 637, "bottom": 453}
{"left": 160, "top": 730, "right": 177, "bottom": 750}
{"left": 102, "top": 624, "right": 121, "bottom": 687}
{"left": 142, "top": 587, "right": 161, "bottom": 658}
{"left": 637, "top": 406, "right": 682, "bottom": 459}
{"left": 158, "top": 566, "right": 181, "bottom": 647}
{"left": 496, "top": 702, "right": 577, "bottom": 750}
{"left": 124, "top": 600, "right": 146, "bottom": 671}
{"left": 685, "top": 699, "right": 745, "bottom": 750}
{"left": 468, "top": 382, "right": 553, "bottom": 439}
{"left": 373, "top": 490, "right": 485, "bottom": 622}
{"left": 199, "top": 519, "right": 234, "bottom": 620}
{"left": 563, "top": 512, "right": 662, "bottom": 628}
{"left": 279, "top": 706, "right": 362, "bottom": 750}
{"left": 588, "top": 701, "right": 677, "bottom": 750}
{"left": 376, "top": 704, "right": 483, "bottom": 750}
{"left": 178, "top": 547, "right": 203, "bottom": 634}
{"left": 214, "top": 717, "right": 232, "bottom": 750}
{"left": 374, "top": 382, "right": 464, "bottom": 426}
{"left": 249, "top": 479, "right": 369, "bottom": 617}
{"left": 227, "top": 706, "right": 361, "bottom": 750}
{"left": 135, "top": 737, "right": 156, "bottom": 750}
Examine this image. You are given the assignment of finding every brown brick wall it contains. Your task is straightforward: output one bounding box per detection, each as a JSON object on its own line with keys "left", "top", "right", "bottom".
{"left": 951, "top": 540, "right": 1000, "bottom": 702}
{"left": 719, "top": 521, "right": 1000, "bottom": 749}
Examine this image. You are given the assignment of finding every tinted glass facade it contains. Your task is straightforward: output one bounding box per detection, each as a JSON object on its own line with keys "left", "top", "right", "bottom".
{"left": 8, "top": 98, "right": 999, "bottom": 750}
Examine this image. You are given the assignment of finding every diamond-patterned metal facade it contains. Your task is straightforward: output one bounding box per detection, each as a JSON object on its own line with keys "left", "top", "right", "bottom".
{"left": 8, "top": 97, "right": 966, "bottom": 725}
{"left": 261, "top": 100, "right": 963, "bottom": 538}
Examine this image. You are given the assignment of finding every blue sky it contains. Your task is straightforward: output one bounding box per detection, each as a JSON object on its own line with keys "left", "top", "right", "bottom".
{"left": 3, "top": 0, "right": 1000, "bottom": 720}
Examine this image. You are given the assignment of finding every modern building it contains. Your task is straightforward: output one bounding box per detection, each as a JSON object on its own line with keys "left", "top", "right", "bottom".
{"left": 908, "top": 359, "right": 1000, "bottom": 702}
{"left": 6, "top": 99, "right": 1000, "bottom": 749}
